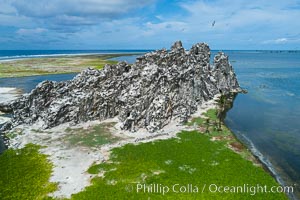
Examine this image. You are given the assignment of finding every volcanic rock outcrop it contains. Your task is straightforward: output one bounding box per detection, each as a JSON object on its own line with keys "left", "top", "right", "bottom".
{"left": 1, "top": 41, "right": 241, "bottom": 132}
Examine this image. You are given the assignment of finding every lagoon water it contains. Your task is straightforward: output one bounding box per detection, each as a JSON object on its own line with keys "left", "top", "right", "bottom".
{"left": 0, "top": 50, "right": 299, "bottom": 198}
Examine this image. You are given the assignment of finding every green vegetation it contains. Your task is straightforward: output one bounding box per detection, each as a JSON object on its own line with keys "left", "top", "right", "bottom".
{"left": 0, "top": 144, "right": 57, "bottom": 200}
{"left": 5, "top": 128, "right": 24, "bottom": 139}
{"left": 5, "top": 132, "right": 20, "bottom": 139}
{"left": 70, "top": 131, "right": 286, "bottom": 200}
{"left": 87, "top": 162, "right": 117, "bottom": 175}
{"left": 204, "top": 109, "right": 218, "bottom": 121}
{"left": 69, "top": 110, "right": 287, "bottom": 200}
{"left": 186, "top": 109, "right": 218, "bottom": 127}
{"left": 187, "top": 108, "right": 253, "bottom": 160}
{"left": 0, "top": 54, "right": 137, "bottom": 78}
{"left": 185, "top": 116, "right": 205, "bottom": 126}
{"left": 64, "top": 123, "right": 120, "bottom": 148}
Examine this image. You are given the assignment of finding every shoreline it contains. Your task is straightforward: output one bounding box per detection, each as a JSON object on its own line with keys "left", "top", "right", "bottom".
{"left": 0, "top": 71, "right": 79, "bottom": 79}
{"left": 235, "top": 133, "right": 297, "bottom": 200}
{"left": 222, "top": 103, "right": 297, "bottom": 199}
{"left": 0, "top": 51, "right": 146, "bottom": 62}
{"left": 0, "top": 53, "right": 141, "bottom": 78}
{"left": 237, "top": 133, "right": 285, "bottom": 184}
{"left": 225, "top": 126, "right": 288, "bottom": 185}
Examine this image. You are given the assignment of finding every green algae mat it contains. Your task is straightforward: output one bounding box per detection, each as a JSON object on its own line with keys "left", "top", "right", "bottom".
{"left": 0, "top": 144, "right": 57, "bottom": 200}
{"left": 71, "top": 131, "right": 287, "bottom": 200}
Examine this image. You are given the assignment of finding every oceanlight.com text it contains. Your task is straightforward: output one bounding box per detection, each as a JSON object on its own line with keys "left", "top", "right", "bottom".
{"left": 208, "top": 184, "right": 294, "bottom": 195}
{"left": 126, "top": 183, "right": 294, "bottom": 196}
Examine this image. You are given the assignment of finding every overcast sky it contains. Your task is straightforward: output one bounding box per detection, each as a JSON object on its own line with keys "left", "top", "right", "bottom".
{"left": 0, "top": 0, "right": 299, "bottom": 50}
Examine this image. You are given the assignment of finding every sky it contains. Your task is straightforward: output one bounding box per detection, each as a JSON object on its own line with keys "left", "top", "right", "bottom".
{"left": 0, "top": 0, "right": 300, "bottom": 50}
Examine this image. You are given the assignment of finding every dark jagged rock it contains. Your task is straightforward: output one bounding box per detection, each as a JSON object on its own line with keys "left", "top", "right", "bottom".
{"left": 2, "top": 41, "right": 242, "bottom": 132}
{"left": 0, "top": 103, "right": 12, "bottom": 113}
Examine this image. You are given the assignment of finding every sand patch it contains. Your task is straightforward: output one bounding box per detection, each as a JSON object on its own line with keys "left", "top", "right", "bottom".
{"left": 0, "top": 87, "right": 23, "bottom": 104}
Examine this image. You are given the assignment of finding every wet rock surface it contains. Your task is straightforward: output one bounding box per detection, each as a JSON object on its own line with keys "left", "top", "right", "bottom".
{"left": 1, "top": 41, "right": 241, "bottom": 132}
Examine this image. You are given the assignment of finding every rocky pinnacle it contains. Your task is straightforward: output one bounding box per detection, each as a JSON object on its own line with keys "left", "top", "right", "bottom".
{"left": 2, "top": 41, "right": 242, "bottom": 132}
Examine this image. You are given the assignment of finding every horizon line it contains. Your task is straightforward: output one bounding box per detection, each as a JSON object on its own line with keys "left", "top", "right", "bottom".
{"left": 0, "top": 49, "right": 299, "bottom": 51}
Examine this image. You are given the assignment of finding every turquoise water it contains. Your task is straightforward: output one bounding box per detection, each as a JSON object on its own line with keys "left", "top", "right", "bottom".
{"left": 0, "top": 50, "right": 299, "bottom": 198}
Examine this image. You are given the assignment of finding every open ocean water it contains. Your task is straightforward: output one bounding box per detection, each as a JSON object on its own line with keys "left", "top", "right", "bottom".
{"left": 0, "top": 50, "right": 299, "bottom": 199}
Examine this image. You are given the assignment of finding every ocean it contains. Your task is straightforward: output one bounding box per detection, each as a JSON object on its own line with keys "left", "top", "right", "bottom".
{"left": 0, "top": 50, "right": 299, "bottom": 199}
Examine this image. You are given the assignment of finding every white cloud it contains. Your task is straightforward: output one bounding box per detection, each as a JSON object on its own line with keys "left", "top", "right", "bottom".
{"left": 142, "top": 21, "right": 188, "bottom": 36}
{"left": 1, "top": 0, "right": 300, "bottom": 49}
{"left": 262, "top": 37, "right": 300, "bottom": 44}
{"left": 0, "top": 0, "right": 155, "bottom": 31}
{"left": 0, "top": 13, "right": 33, "bottom": 27}
{"left": 0, "top": 0, "right": 16, "bottom": 14}
{"left": 11, "top": 0, "right": 154, "bottom": 18}
{"left": 274, "top": 38, "right": 288, "bottom": 44}
{"left": 179, "top": 0, "right": 300, "bottom": 31}
{"left": 17, "top": 28, "right": 47, "bottom": 35}
{"left": 176, "top": 0, "right": 300, "bottom": 48}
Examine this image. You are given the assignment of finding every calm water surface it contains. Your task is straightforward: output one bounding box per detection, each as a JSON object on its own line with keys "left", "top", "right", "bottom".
{"left": 223, "top": 51, "right": 300, "bottom": 199}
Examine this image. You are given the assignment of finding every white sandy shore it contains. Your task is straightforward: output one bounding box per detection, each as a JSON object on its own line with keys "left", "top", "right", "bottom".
{"left": 0, "top": 87, "right": 23, "bottom": 124}
{"left": 0, "top": 87, "right": 23, "bottom": 104}
{"left": 0, "top": 116, "right": 10, "bottom": 124}
{"left": 7, "top": 96, "right": 218, "bottom": 198}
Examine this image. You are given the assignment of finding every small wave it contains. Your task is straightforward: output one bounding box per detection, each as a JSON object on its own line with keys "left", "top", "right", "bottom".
{"left": 240, "top": 134, "right": 286, "bottom": 186}
{"left": 0, "top": 53, "right": 104, "bottom": 62}
{"left": 0, "top": 87, "right": 19, "bottom": 93}
{"left": 0, "top": 51, "right": 146, "bottom": 62}
{"left": 286, "top": 92, "right": 295, "bottom": 97}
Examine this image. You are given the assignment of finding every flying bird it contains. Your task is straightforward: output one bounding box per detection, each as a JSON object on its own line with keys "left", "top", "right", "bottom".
{"left": 212, "top": 20, "right": 216, "bottom": 27}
